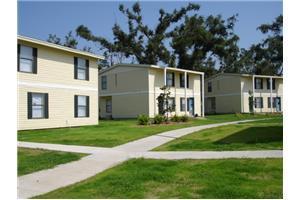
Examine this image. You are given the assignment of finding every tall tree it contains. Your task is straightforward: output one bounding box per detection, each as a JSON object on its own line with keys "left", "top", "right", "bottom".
{"left": 238, "top": 15, "right": 283, "bottom": 75}
{"left": 169, "top": 14, "right": 240, "bottom": 76}
{"left": 76, "top": 2, "right": 200, "bottom": 66}
{"left": 47, "top": 34, "right": 61, "bottom": 45}
{"left": 47, "top": 32, "right": 78, "bottom": 48}
{"left": 64, "top": 31, "right": 78, "bottom": 49}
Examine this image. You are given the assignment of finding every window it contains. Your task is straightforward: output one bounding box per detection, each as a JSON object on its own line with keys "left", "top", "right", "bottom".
{"left": 27, "top": 92, "right": 48, "bottom": 119}
{"left": 255, "top": 78, "right": 263, "bottom": 89}
{"left": 74, "top": 95, "right": 89, "bottom": 117}
{"left": 180, "top": 74, "right": 189, "bottom": 88}
{"left": 267, "top": 78, "right": 276, "bottom": 90}
{"left": 101, "top": 76, "right": 107, "bottom": 90}
{"left": 180, "top": 98, "right": 186, "bottom": 111}
{"left": 106, "top": 99, "right": 112, "bottom": 113}
{"left": 166, "top": 72, "right": 175, "bottom": 87}
{"left": 268, "top": 97, "right": 277, "bottom": 108}
{"left": 18, "top": 45, "right": 37, "bottom": 73}
{"left": 255, "top": 97, "right": 263, "bottom": 108}
{"left": 166, "top": 98, "right": 175, "bottom": 110}
{"left": 208, "top": 82, "right": 212, "bottom": 92}
{"left": 74, "top": 57, "right": 89, "bottom": 80}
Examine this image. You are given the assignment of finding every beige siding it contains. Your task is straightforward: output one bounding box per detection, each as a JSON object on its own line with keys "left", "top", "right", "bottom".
{"left": 241, "top": 77, "right": 283, "bottom": 113}
{"left": 18, "top": 40, "right": 99, "bottom": 130}
{"left": 99, "top": 66, "right": 149, "bottom": 95}
{"left": 205, "top": 75, "right": 242, "bottom": 113}
{"left": 99, "top": 66, "right": 150, "bottom": 118}
{"left": 148, "top": 68, "right": 202, "bottom": 117}
{"left": 99, "top": 66, "right": 203, "bottom": 118}
{"left": 205, "top": 74, "right": 283, "bottom": 114}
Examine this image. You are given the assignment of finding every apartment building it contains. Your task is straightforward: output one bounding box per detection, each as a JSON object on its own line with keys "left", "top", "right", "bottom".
{"left": 99, "top": 64, "right": 205, "bottom": 118}
{"left": 17, "top": 35, "right": 104, "bottom": 130}
{"left": 205, "top": 73, "right": 283, "bottom": 114}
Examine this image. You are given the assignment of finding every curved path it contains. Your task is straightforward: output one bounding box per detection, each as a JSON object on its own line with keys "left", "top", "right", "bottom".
{"left": 18, "top": 118, "right": 282, "bottom": 199}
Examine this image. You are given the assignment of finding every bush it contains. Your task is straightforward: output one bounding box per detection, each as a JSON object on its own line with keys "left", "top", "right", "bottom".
{"left": 153, "top": 114, "right": 164, "bottom": 124}
{"left": 180, "top": 115, "right": 189, "bottom": 122}
{"left": 137, "top": 114, "right": 150, "bottom": 125}
{"left": 171, "top": 115, "right": 180, "bottom": 122}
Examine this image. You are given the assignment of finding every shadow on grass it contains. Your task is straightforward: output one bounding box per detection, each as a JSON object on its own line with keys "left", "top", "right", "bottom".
{"left": 215, "top": 126, "right": 283, "bottom": 145}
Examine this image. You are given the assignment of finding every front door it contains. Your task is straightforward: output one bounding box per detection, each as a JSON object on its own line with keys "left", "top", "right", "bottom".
{"left": 275, "top": 97, "right": 281, "bottom": 112}
{"left": 187, "top": 98, "right": 194, "bottom": 116}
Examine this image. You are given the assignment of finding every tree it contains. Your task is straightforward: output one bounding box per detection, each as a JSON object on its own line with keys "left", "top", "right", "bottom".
{"left": 47, "top": 34, "right": 61, "bottom": 45}
{"left": 156, "top": 86, "right": 175, "bottom": 119}
{"left": 169, "top": 14, "right": 240, "bottom": 76}
{"left": 46, "top": 31, "right": 81, "bottom": 50}
{"left": 76, "top": 2, "right": 241, "bottom": 77}
{"left": 238, "top": 15, "right": 283, "bottom": 75}
{"left": 64, "top": 31, "right": 78, "bottom": 48}
{"left": 76, "top": 2, "right": 200, "bottom": 66}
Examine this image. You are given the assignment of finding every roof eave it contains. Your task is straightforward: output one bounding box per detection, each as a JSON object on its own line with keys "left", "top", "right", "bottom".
{"left": 18, "top": 35, "right": 105, "bottom": 60}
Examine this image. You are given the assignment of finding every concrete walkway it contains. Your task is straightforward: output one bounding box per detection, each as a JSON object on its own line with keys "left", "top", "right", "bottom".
{"left": 134, "top": 150, "right": 283, "bottom": 160}
{"left": 18, "top": 118, "right": 281, "bottom": 199}
{"left": 18, "top": 141, "right": 112, "bottom": 154}
{"left": 114, "top": 119, "right": 259, "bottom": 152}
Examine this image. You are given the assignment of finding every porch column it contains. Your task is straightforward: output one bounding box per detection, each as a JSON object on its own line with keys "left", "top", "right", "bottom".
{"left": 164, "top": 67, "right": 167, "bottom": 86}
{"left": 184, "top": 71, "right": 187, "bottom": 115}
{"left": 252, "top": 75, "right": 255, "bottom": 113}
{"left": 270, "top": 77, "right": 273, "bottom": 113}
{"left": 201, "top": 74, "right": 205, "bottom": 117}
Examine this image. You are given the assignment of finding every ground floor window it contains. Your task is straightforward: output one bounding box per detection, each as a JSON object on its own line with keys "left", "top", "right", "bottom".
{"left": 27, "top": 92, "right": 48, "bottom": 119}
{"left": 254, "top": 97, "right": 263, "bottom": 108}
{"left": 268, "top": 97, "right": 281, "bottom": 111}
{"left": 166, "top": 98, "right": 175, "bottom": 110}
{"left": 106, "top": 99, "right": 112, "bottom": 113}
{"left": 180, "top": 98, "right": 186, "bottom": 111}
{"left": 268, "top": 97, "right": 276, "bottom": 108}
{"left": 75, "top": 95, "right": 89, "bottom": 117}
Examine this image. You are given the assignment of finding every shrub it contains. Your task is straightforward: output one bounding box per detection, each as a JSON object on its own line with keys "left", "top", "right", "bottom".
{"left": 180, "top": 115, "right": 189, "bottom": 122}
{"left": 171, "top": 115, "right": 180, "bottom": 122}
{"left": 137, "top": 114, "right": 150, "bottom": 125}
{"left": 153, "top": 114, "right": 164, "bottom": 124}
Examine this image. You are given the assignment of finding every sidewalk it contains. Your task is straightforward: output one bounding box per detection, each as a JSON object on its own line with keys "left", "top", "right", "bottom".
{"left": 18, "top": 118, "right": 281, "bottom": 199}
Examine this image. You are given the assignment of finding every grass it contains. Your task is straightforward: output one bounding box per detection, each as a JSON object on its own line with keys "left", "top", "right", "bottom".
{"left": 155, "top": 117, "right": 283, "bottom": 151}
{"left": 35, "top": 158, "right": 283, "bottom": 199}
{"left": 17, "top": 114, "right": 278, "bottom": 148}
{"left": 18, "top": 148, "right": 86, "bottom": 176}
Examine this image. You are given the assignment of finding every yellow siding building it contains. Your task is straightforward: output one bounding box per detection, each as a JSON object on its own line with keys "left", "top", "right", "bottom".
{"left": 17, "top": 36, "right": 104, "bottom": 130}
{"left": 99, "top": 64, "right": 205, "bottom": 118}
{"left": 205, "top": 73, "right": 283, "bottom": 114}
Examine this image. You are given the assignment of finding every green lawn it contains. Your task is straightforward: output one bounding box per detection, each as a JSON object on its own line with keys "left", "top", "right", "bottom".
{"left": 35, "top": 158, "right": 283, "bottom": 199}
{"left": 18, "top": 148, "right": 86, "bottom": 176}
{"left": 18, "top": 114, "right": 278, "bottom": 148}
{"left": 155, "top": 117, "right": 283, "bottom": 151}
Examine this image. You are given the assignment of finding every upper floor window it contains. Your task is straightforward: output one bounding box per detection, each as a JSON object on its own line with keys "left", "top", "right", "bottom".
{"left": 255, "top": 78, "right": 263, "bottom": 89}
{"left": 266, "top": 78, "right": 276, "bottom": 90}
{"left": 101, "top": 76, "right": 107, "bottom": 90}
{"left": 180, "top": 73, "right": 189, "bottom": 88}
{"left": 27, "top": 92, "right": 48, "bottom": 119}
{"left": 18, "top": 45, "right": 37, "bottom": 73}
{"left": 166, "top": 72, "right": 175, "bottom": 87}
{"left": 208, "top": 82, "right": 212, "bottom": 92}
{"left": 74, "top": 95, "right": 89, "bottom": 118}
{"left": 74, "top": 57, "right": 89, "bottom": 80}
